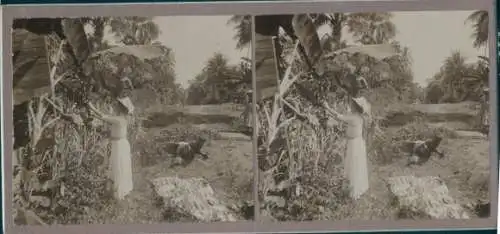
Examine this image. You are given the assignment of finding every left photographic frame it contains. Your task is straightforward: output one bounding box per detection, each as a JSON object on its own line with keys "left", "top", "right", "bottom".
{"left": 9, "top": 15, "right": 255, "bottom": 226}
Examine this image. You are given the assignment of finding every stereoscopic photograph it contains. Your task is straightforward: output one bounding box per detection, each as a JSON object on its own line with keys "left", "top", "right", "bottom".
{"left": 254, "top": 11, "right": 491, "bottom": 221}
{"left": 11, "top": 15, "right": 254, "bottom": 225}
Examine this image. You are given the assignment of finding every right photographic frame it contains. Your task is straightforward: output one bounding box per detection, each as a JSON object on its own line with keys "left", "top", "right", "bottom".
{"left": 253, "top": 9, "right": 495, "bottom": 224}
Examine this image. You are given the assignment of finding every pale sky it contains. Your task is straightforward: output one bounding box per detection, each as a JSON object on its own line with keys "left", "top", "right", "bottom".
{"left": 156, "top": 11, "right": 485, "bottom": 89}
{"left": 154, "top": 16, "right": 249, "bottom": 88}
{"left": 391, "top": 11, "right": 487, "bottom": 86}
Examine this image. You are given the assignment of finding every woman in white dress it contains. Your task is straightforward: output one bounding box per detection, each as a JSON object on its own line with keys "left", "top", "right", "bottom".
{"left": 88, "top": 98, "right": 134, "bottom": 200}
{"left": 105, "top": 115, "right": 133, "bottom": 199}
{"left": 326, "top": 96, "right": 371, "bottom": 200}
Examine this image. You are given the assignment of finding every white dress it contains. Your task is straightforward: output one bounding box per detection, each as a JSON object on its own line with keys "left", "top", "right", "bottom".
{"left": 343, "top": 114, "right": 369, "bottom": 200}
{"left": 107, "top": 116, "right": 134, "bottom": 200}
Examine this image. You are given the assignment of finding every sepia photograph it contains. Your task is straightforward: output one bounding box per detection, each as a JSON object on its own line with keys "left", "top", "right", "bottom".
{"left": 254, "top": 11, "right": 491, "bottom": 222}
{"left": 11, "top": 15, "right": 254, "bottom": 225}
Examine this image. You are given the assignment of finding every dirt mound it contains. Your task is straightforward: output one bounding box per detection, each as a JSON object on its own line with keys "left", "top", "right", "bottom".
{"left": 387, "top": 176, "right": 470, "bottom": 219}
{"left": 150, "top": 176, "right": 238, "bottom": 222}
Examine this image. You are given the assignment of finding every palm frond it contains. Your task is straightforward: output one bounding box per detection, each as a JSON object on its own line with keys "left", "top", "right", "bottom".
{"left": 465, "top": 10, "right": 489, "bottom": 48}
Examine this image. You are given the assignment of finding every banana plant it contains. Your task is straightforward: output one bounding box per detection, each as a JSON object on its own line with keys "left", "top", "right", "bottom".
{"left": 12, "top": 18, "right": 165, "bottom": 150}
{"left": 255, "top": 14, "right": 399, "bottom": 108}
{"left": 13, "top": 18, "right": 165, "bottom": 105}
{"left": 254, "top": 14, "right": 399, "bottom": 199}
{"left": 12, "top": 18, "right": 168, "bottom": 224}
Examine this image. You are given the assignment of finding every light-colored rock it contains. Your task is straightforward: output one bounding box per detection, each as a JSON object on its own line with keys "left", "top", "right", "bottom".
{"left": 150, "top": 176, "right": 237, "bottom": 222}
{"left": 387, "top": 176, "right": 470, "bottom": 219}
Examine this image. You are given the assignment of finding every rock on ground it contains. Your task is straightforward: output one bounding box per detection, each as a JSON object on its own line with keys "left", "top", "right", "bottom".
{"left": 150, "top": 176, "right": 237, "bottom": 223}
{"left": 386, "top": 176, "right": 470, "bottom": 219}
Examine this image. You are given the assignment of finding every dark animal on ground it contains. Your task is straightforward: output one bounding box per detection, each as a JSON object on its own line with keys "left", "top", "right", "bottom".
{"left": 406, "top": 136, "right": 445, "bottom": 166}
{"left": 237, "top": 200, "right": 255, "bottom": 220}
{"left": 165, "top": 136, "right": 208, "bottom": 166}
{"left": 474, "top": 202, "right": 490, "bottom": 218}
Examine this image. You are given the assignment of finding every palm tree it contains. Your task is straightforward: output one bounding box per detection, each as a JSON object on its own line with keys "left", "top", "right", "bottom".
{"left": 424, "top": 79, "right": 445, "bottom": 104}
{"left": 465, "top": 10, "right": 489, "bottom": 130}
{"left": 309, "top": 12, "right": 396, "bottom": 48}
{"left": 345, "top": 12, "right": 397, "bottom": 45}
{"left": 426, "top": 53, "right": 489, "bottom": 103}
{"left": 108, "top": 17, "right": 160, "bottom": 45}
{"left": 204, "top": 53, "right": 232, "bottom": 102}
{"left": 227, "top": 15, "right": 252, "bottom": 50}
{"left": 437, "top": 51, "right": 470, "bottom": 102}
{"left": 466, "top": 10, "right": 489, "bottom": 49}
{"left": 186, "top": 73, "right": 209, "bottom": 105}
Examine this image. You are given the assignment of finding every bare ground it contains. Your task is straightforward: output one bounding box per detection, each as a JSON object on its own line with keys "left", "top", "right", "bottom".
{"left": 337, "top": 103, "right": 490, "bottom": 220}
{"left": 345, "top": 131, "right": 489, "bottom": 220}
{"left": 88, "top": 104, "right": 254, "bottom": 224}
{"left": 85, "top": 103, "right": 489, "bottom": 222}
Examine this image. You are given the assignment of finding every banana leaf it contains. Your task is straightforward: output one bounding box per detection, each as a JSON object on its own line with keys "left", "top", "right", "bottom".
{"left": 12, "top": 17, "right": 90, "bottom": 105}
{"left": 61, "top": 18, "right": 91, "bottom": 64}
{"left": 12, "top": 29, "right": 51, "bottom": 105}
{"left": 292, "top": 14, "right": 322, "bottom": 66}
{"left": 90, "top": 45, "right": 165, "bottom": 61}
{"left": 325, "top": 44, "right": 399, "bottom": 60}
{"left": 12, "top": 33, "right": 165, "bottom": 105}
